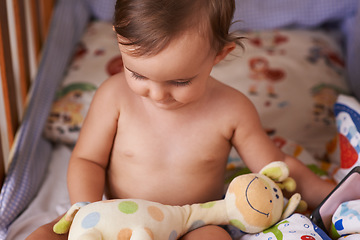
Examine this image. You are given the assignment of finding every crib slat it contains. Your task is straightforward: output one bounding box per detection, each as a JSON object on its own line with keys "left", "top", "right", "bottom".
{"left": 30, "top": 0, "right": 41, "bottom": 63}
{"left": 1, "top": 0, "right": 54, "bottom": 159}
{"left": 13, "top": 0, "right": 31, "bottom": 106}
{"left": 0, "top": 0, "right": 20, "bottom": 147}
{"left": 29, "top": 0, "right": 55, "bottom": 63}
{"left": 39, "top": 0, "right": 54, "bottom": 42}
{"left": 0, "top": 129, "right": 4, "bottom": 187}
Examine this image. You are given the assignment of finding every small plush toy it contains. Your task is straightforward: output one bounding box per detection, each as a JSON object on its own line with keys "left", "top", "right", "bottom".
{"left": 54, "top": 161, "right": 302, "bottom": 240}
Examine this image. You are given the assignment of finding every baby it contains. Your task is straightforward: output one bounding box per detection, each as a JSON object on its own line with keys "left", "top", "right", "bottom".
{"left": 27, "top": 0, "right": 335, "bottom": 239}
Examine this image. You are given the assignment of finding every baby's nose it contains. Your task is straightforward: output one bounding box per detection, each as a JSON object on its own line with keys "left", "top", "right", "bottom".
{"left": 149, "top": 84, "right": 169, "bottom": 101}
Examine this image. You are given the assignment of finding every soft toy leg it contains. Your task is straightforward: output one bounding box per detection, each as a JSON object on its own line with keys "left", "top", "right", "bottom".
{"left": 129, "top": 228, "right": 154, "bottom": 240}
{"left": 78, "top": 228, "right": 102, "bottom": 240}
{"left": 53, "top": 202, "right": 90, "bottom": 234}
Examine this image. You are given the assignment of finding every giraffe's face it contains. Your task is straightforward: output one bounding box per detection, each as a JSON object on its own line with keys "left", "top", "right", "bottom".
{"left": 226, "top": 174, "right": 284, "bottom": 233}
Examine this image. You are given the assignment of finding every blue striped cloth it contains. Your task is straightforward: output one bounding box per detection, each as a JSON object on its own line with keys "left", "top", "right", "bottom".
{"left": 0, "top": 0, "right": 359, "bottom": 238}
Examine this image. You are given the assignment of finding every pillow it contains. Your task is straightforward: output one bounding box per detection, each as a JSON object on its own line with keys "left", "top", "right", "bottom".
{"left": 44, "top": 22, "right": 349, "bottom": 164}
{"left": 44, "top": 21, "right": 122, "bottom": 145}
{"left": 211, "top": 29, "right": 349, "bottom": 160}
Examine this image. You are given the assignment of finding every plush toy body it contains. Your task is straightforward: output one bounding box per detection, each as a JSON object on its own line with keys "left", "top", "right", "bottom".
{"left": 54, "top": 161, "right": 301, "bottom": 240}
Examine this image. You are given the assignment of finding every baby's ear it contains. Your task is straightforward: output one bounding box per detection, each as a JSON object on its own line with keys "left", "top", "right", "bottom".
{"left": 213, "top": 42, "right": 236, "bottom": 65}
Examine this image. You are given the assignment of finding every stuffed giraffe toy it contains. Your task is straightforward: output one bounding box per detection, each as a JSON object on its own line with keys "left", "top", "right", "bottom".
{"left": 54, "top": 161, "right": 303, "bottom": 240}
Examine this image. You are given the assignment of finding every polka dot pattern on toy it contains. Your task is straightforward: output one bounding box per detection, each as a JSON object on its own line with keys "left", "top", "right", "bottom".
{"left": 230, "top": 219, "right": 245, "bottom": 231}
{"left": 118, "top": 201, "right": 138, "bottom": 214}
{"left": 168, "top": 230, "right": 178, "bottom": 240}
{"left": 147, "top": 206, "right": 164, "bottom": 222}
{"left": 117, "top": 228, "right": 132, "bottom": 240}
{"left": 145, "top": 227, "right": 154, "bottom": 239}
{"left": 81, "top": 212, "right": 100, "bottom": 229}
{"left": 188, "top": 220, "right": 206, "bottom": 232}
{"left": 200, "top": 201, "right": 216, "bottom": 208}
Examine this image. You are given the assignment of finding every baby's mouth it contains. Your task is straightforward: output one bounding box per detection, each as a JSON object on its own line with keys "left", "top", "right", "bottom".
{"left": 154, "top": 98, "right": 175, "bottom": 104}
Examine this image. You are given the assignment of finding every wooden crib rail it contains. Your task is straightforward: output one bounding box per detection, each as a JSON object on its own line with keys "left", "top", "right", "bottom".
{"left": 0, "top": 0, "right": 55, "bottom": 177}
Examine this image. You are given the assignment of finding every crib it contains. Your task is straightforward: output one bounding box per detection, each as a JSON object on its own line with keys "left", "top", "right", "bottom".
{"left": 1, "top": 0, "right": 360, "bottom": 239}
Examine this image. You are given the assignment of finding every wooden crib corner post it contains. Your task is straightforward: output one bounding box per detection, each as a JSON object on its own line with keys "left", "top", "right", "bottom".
{"left": 0, "top": 0, "right": 20, "bottom": 147}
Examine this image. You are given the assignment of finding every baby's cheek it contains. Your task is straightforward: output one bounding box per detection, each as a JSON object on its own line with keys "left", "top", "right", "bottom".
{"left": 127, "top": 80, "right": 148, "bottom": 97}
{"left": 174, "top": 86, "right": 204, "bottom": 104}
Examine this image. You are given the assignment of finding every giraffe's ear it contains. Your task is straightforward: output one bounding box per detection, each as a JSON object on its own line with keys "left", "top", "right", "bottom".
{"left": 259, "top": 161, "right": 289, "bottom": 182}
{"left": 276, "top": 177, "right": 296, "bottom": 192}
{"left": 281, "top": 193, "right": 302, "bottom": 220}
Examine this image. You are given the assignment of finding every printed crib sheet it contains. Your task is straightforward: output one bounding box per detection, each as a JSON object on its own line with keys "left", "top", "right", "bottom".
{"left": 237, "top": 214, "right": 331, "bottom": 240}
{"left": 331, "top": 199, "right": 360, "bottom": 239}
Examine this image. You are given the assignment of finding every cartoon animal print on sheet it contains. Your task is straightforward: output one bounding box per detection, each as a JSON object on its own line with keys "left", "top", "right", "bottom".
{"left": 248, "top": 56, "right": 285, "bottom": 98}
{"left": 331, "top": 200, "right": 360, "bottom": 239}
{"left": 44, "top": 83, "right": 97, "bottom": 145}
{"left": 311, "top": 83, "right": 347, "bottom": 126}
{"left": 248, "top": 31, "right": 288, "bottom": 55}
{"left": 333, "top": 95, "right": 360, "bottom": 182}
{"left": 69, "top": 42, "right": 88, "bottom": 71}
{"left": 240, "top": 214, "right": 331, "bottom": 240}
{"left": 306, "top": 37, "right": 345, "bottom": 76}
{"left": 211, "top": 29, "right": 350, "bottom": 161}
{"left": 106, "top": 55, "right": 123, "bottom": 76}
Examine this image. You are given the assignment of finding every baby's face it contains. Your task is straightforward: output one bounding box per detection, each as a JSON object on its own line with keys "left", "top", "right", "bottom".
{"left": 118, "top": 31, "right": 218, "bottom": 110}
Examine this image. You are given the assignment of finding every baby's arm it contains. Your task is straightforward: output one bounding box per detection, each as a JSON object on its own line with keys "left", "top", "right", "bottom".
{"left": 282, "top": 155, "right": 335, "bottom": 209}
{"left": 231, "top": 95, "right": 335, "bottom": 209}
{"left": 26, "top": 76, "right": 121, "bottom": 240}
{"left": 67, "top": 77, "right": 120, "bottom": 204}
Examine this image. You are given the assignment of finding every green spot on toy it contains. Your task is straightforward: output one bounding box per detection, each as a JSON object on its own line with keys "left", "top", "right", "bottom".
{"left": 229, "top": 219, "right": 245, "bottom": 230}
{"left": 118, "top": 201, "right": 139, "bottom": 214}
{"left": 200, "top": 201, "right": 216, "bottom": 208}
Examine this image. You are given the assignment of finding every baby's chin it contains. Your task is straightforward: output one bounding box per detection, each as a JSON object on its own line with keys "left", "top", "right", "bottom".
{"left": 148, "top": 99, "right": 188, "bottom": 110}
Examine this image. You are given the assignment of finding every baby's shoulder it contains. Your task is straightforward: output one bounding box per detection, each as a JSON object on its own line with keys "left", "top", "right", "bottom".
{"left": 211, "top": 80, "right": 259, "bottom": 121}
{"left": 213, "top": 80, "right": 253, "bottom": 108}
{"left": 91, "top": 73, "right": 131, "bottom": 106}
{"left": 98, "top": 72, "right": 127, "bottom": 91}
{"left": 96, "top": 73, "right": 130, "bottom": 98}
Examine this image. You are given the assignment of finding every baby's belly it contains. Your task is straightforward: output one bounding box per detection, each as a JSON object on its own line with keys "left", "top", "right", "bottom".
{"left": 105, "top": 156, "right": 227, "bottom": 205}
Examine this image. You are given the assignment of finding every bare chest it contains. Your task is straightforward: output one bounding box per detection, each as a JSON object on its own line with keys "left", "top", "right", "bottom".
{"left": 106, "top": 110, "right": 232, "bottom": 203}
{"left": 113, "top": 112, "right": 231, "bottom": 168}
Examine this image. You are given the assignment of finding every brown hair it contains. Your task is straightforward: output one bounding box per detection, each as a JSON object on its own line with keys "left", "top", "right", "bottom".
{"left": 113, "top": 0, "right": 242, "bottom": 56}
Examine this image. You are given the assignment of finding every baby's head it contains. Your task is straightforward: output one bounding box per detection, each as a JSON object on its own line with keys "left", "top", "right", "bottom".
{"left": 113, "top": 0, "right": 241, "bottom": 57}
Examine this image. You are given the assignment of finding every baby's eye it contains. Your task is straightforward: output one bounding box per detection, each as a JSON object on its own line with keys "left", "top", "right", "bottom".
{"left": 172, "top": 80, "right": 192, "bottom": 87}
{"left": 131, "top": 72, "right": 146, "bottom": 80}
